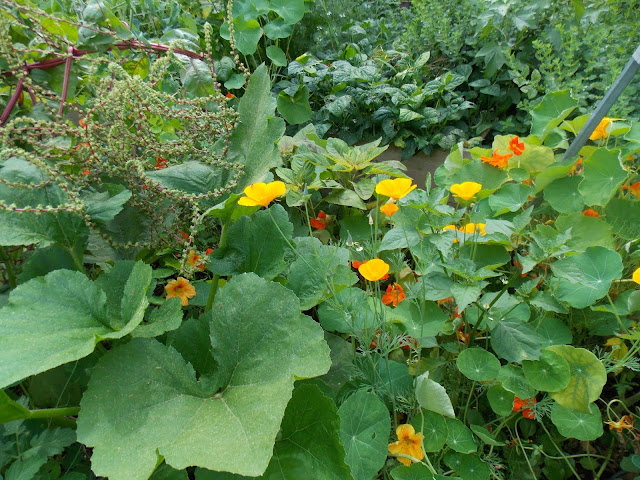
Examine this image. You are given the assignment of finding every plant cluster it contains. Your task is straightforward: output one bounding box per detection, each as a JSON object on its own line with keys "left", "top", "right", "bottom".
{"left": 2, "top": 2, "right": 640, "bottom": 480}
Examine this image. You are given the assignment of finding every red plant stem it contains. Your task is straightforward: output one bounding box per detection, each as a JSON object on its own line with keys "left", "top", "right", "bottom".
{"left": 0, "top": 77, "right": 24, "bottom": 125}
{"left": 1, "top": 40, "right": 206, "bottom": 124}
{"left": 58, "top": 46, "right": 73, "bottom": 116}
{"left": 2, "top": 41, "right": 204, "bottom": 77}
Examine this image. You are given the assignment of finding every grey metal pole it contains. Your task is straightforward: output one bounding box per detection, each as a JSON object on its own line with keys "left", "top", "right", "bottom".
{"left": 562, "top": 44, "right": 640, "bottom": 160}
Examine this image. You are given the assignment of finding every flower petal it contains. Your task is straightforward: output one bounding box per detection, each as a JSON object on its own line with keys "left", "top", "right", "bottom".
{"left": 396, "top": 424, "right": 416, "bottom": 440}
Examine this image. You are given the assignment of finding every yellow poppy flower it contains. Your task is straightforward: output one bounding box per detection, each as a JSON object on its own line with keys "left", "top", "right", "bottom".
{"left": 633, "top": 267, "right": 640, "bottom": 285}
{"left": 165, "top": 277, "right": 196, "bottom": 306}
{"left": 375, "top": 178, "right": 417, "bottom": 200}
{"left": 238, "top": 181, "right": 286, "bottom": 207}
{"left": 358, "top": 258, "right": 390, "bottom": 282}
{"left": 380, "top": 203, "right": 399, "bottom": 217}
{"left": 388, "top": 424, "right": 424, "bottom": 466}
{"left": 450, "top": 182, "right": 482, "bottom": 201}
{"left": 589, "top": 117, "right": 624, "bottom": 141}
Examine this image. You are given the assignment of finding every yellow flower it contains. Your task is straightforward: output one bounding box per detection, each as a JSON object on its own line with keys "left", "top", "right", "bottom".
{"left": 165, "top": 277, "right": 196, "bottom": 306}
{"left": 604, "top": 414, "right": 634, "bottom": 433}
{"left": 358, "top": 258, "right": 390, "bottom": 282}
{"left": 388, "top": 424, "right": 424, "bottom": 466}
{"left": 633, "top": 267, "right": 640, "bottom": 285}
{"left": 238, "top": 181, "right": 286, "bottom": 207}
{"left": 450, "top": 182, "right": 482, "bottom": 201}
{"left": 605, "top": 337, "right": 629, "bottom": 362}
{"left": 443, "top": 225, "right": 457, "bottom": 232}
{"left": 380, "top": 203, "right": 399, "bottom": 217}
{"left": 589, "top": 117, "right": 625, "bottom": 141}
{"left": 375, "top": 178, "right": 417, "bottom": 200}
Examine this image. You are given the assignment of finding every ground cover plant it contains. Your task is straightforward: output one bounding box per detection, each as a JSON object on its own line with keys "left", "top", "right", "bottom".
{"left": 2, "top": 1, "right": 640, "bottom": 480}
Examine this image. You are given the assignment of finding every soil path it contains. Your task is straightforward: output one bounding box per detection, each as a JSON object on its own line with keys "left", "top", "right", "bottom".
{"left": 376, "top": 145, "right": 448, "bottom": 187}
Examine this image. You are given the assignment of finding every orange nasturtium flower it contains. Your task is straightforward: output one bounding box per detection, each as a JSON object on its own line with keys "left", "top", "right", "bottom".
{"left": 382, "top": 283, "right": 406, "bottom": 307}
{"left": 450, "top": 182, "right": 482, "bottom": 201}
{"left": 310, "top": 211, "right": 330, "bottom": 230}
{"left": 380, "top": 203, "right": 399, "bottom": 217}
{"left": 165, "top": 277, "right": 196, "bottom": 306}
{"left": 358, "top": 258, "right": 390, "bottom": 282}
{"left": 582, "top": 208, "right": 599, "bottom": 217}
{"left": 513, "top": 397, "right": 537, "bottom": 419}
{"left": 590, "top": 117, "right": 624, "bottom": 141}
{"left": 375, "top": 178, "right": 417, "bottom": 200}
{"left": 388, "top": 424, "right": 425, "bottom": 466}
{"left": 187, "top": 250, "right": 201, "bottom": 267}
{"left": 622, "top": 181, "right": 640, "bottom": 197}
{"left": 205, "top": 248, "right": 213, "bottom": 255}
{"left": 79, "top": 118, "right": 87, "bottom": 127}
{"left": 605, "top": 414, "right": 635, "bottom": 432}
{"left": 569, "top": 157, "right": 583, "bottom": 175}
{"left": 508, "top": 136, "right": 525, "bottom": 156}
{"left": 633, "top": 267, "right": 640, "bottom": 285}
{"left": 238, "top": 181, "right": 286, "bottom": 207}
{"left": 226, "top": 92, "right": 235, "bottom": 99}
{"left": 481, "top": 149, "right": 513, "bottom": 168}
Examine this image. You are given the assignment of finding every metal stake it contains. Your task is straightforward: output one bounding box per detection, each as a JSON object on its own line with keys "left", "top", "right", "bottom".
{"left": 562, "top": 44, "right": 640, "bottom": 160}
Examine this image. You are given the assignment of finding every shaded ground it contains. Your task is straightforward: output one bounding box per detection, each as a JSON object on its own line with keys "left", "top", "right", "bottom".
{"left": 376, "top": 145, "right": 448, "bottom": 188}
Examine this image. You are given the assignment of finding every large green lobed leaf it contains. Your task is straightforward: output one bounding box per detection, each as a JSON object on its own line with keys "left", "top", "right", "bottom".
{"left": 0, "top": 263, "right": 152, "bottom": 388}
{"left": 77, "top": 273, "right": 331, "bottom": 480}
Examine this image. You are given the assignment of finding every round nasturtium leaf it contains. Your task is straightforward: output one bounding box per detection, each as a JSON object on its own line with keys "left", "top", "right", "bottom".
{"left": 547, "top": 345, "right": 607, "bottom": 413}
{"left": 456, "top": 348, "right": 501, "bottom": 381}
{"left": 551, "top": 246, "right": 622, "bottom": 309}
{"left": 522, "top": 349, "right": 571, "bottom": 392}
{"left": 338, "top": 391, "right": 390, "bottom": 480}
{"left": 487, "top": 385, "right": 515, "bottom": 417}
{"left": 550, "top": 403, "right": 603, "bottom": 441}
{"left": 445, "top": 418, "right": 477, "bottom": 454}
{"left": 497, "top": 365, "right": 537, "bottom": 400}
{"left": 543, "top": 176, "right": 584, "bottom": 214}
{"left": 411, "top": 410, "right": 448, "bottom": 452}
{"left": 443, "top": 451, "right": 491, "bottom": 480}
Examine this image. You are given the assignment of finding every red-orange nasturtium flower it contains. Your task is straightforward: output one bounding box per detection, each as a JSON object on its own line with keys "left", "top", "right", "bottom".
{"left": 156, "top": 156, "right": 168, "bottom": 169}
{"left": 513, "top": 397, "right": 537, "bottom": 419}
{"left": 205, "top": 248, "right": 213, "bottom": 255}
{"left": 388, "top": 424, "right": 424, "bottom": 466}
{"left": 165, "top": 277, "right": 196, "bottom": 306}
{"left": 633, "top": 268, "right": 640, "bottom": 285}
{"left": 310, "top": 211, "right": 329, "bottom": 229}
{"left": 605, "top": 414, "right": 635, "bottom": 432}
{"left": 481, "top": 149, "right": 513, "bottom": 168}
{"left": 589, "top": 117, "right": 624, "bottom": 141}
{"left": 351, "top": 260, "right": 364, "bottom": 269}
{"left": 382, "top": 283, "right": 406, "bottom": 307}
{"left": 569, "top": 157, "right": 583, "bottom": 175}
{"left": 358, "top": 258, "right": 390, "bottom": 282}
{"left": 79, "top": 118, "right": 87, "bottom": 127}
{"left": 380, "top": 203, "right": 399, "bottom": 217}
{"left": 83, "top": 169, "right": 90, "bottom": 176}
{"left": 450, "top": 182, "right": 482, "bottom": 201}
{"left": 582, "top": 208, "right": 599, "bottom": 217}
{"left": 622, "top": 181, "right": 640, "bottom": 197}
{"left": 226, "top": 92, "right": 235, "bottom": 99}
{"left": 508, "top": 136, "right": 525, "bottom": 155}
{"left": 375, "top": 178, "right": 417, "bottom": 200}
{"left": 238, "top": 181, "right": 286, "bottom": 207}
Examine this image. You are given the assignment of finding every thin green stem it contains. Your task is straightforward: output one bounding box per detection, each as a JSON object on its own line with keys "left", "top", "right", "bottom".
{"left": 606, "top": 293, "right": 627, "bottom": 333}
{"left": 205, "top": 221, "right": 229, "bottom": 313}
{"left": 27, "top": 406, "right": 80, "bottom": 419}
{"left": 539, "top": 421, "right": 581, "bottom": 479}
{"left": 69, "top": 248, "right": 86, "bottom": 274}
